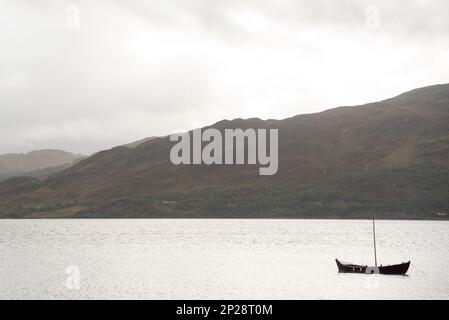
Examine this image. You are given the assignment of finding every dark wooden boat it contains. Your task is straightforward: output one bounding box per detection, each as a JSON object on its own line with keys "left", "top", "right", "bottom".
{"left": 336, "top": 217, "right": 410, "bottom": 275}
{"left": 335, "top": 259, "right": 410, "bottom": 275}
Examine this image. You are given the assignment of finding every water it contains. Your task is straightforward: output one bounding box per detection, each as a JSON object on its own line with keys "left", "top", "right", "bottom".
{"left": 0, "top": 219, "right": 448, "bottom": 300}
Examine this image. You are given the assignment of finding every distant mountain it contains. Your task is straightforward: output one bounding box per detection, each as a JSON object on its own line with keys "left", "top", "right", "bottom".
{"left": 0, "top": 150, "right": 84, "bottom": 182}
{"left": 0, "top": 84, "right": 448, "bottom": 219}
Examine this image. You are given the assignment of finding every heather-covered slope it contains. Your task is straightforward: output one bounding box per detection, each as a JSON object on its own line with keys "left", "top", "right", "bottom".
{"left": 1, "top": 84, "right": 448, "bottom": 219}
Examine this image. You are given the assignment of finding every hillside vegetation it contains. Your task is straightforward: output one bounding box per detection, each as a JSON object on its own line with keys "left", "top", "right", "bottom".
{"left": 1, "top": 84, "right": 448, "bottom": 219}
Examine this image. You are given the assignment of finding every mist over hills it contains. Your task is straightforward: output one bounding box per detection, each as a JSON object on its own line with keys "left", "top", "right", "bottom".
{"left": 0, "top": 150, "right": 84, "bottom": 182}
{"left": 0, "top": 84, "right": 448, "bottom": 219}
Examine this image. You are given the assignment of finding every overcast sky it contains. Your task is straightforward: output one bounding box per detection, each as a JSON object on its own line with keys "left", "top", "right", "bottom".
{"left": 1, "top": 0, "right": 448, "bottom": 154}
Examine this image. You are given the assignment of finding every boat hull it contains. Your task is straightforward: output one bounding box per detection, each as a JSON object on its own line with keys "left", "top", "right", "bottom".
{"left": 335, "top": 259, "right": 410, "bottom": 275}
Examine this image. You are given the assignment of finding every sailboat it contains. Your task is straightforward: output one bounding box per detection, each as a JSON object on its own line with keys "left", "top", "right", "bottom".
{"left": 336, "top": 217, "right": 410, "bottom": 275}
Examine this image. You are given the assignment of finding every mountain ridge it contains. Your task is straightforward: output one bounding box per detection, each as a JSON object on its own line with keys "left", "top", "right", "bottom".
{"left": 0, "top": 149, "right": 84, "bottom": 182}
{"left": 1, "top": 83, "right": 448, "bottom": 219}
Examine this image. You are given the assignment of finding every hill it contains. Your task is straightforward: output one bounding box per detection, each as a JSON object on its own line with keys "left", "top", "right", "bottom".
{"left": 0, "top": 150, "right": 84, "bottom": 182}
{"left": 0, "top": 84, "right": 448, "bottom": 219}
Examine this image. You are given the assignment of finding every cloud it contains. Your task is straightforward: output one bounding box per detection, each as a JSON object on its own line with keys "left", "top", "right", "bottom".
{"left": 1, "top": 0, "right": 449, "bottom": 154}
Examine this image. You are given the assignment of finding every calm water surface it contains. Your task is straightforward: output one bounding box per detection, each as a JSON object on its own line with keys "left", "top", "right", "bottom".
{"left": 0, "top": 219, "right": 448, "bottom": 299}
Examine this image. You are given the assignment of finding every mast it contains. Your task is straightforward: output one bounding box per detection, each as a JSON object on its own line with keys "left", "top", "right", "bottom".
{"left": 373, "top": 216, "right": 378, "bottom": 267}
